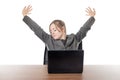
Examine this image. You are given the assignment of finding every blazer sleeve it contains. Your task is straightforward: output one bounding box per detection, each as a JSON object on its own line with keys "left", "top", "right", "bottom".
{"left": 75, "top": 17, "right": 95, "bottom": 42}
{"left": 23, "top": 16, "right": 50, "bottom": 43}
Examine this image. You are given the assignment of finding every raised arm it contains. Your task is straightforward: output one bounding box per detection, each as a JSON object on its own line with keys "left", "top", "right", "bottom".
{"left": 22, "top": 5, "right": 50, "bottom": 43}
{"left": 75, "top": 7, "right": 96, "bottom": 42}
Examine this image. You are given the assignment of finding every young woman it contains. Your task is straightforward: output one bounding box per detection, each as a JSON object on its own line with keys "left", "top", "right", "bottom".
{"left": 22, "top": 5, "right": 96, "bottom": 50}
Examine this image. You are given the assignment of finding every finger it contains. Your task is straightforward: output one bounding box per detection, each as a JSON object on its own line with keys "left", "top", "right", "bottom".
{"left": 22, "top": 6, "right": 27, "bottom": 13}
{"left": 22, "top": 6, "right": 27, "bottom": 16}
{"left": 86, "top": 8, "right": 90, "bottom": 12}
{"left": 27, "top": 5, "right": 32, "bottom": 12}
{"left": 23, "top": 6, "right": 26, "bottom": 11}
{"left": 88, "top": 7, "right": 92, "bottom": 11}
{"left": 85, "top": 8, "right": 92, "bottom": 14}
{"left": 27, "top": 5, "right": 32, "bottom": 10}
{"left": 24, "top": 6, "right": 26, "bottom": 9}
{"left": 85, "top": 9, "right": 89, "bottom": 13}
{"left": 27, "top": 7, "right": 32, "bottom": 12}
{"left": 26, "top": 12, "right": 31, "bottom": 15}
{"left": 85, "top": 9, "right": 90, "bottom": 14}
{"left": 86, "top": 14, "right": 89, "bottom": 16}
{"left": 28, "top": 8, "right": 32, "bottom": 12}
{"left": 28, "top": 5, "right": 32, "bottom": 9}
{"left": 86, "top": 8, "right": 89, "bottom": 11}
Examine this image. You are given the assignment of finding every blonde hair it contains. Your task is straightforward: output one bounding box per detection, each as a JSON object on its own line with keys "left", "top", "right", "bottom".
{"left": 49, "top": 20, "right": 66, "bottom": 33}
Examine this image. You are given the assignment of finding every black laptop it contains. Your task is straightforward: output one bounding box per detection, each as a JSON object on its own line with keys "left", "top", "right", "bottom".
{"left": 48, "top": 50, "right": 84, "bottom": 73}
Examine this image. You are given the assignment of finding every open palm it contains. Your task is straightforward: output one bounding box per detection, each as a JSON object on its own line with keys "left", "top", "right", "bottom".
{"left": 86, "top": 7, "right": 96, "bottom": 17}
{"left": 22, "top": 5, "right": 32, "bottom": 16}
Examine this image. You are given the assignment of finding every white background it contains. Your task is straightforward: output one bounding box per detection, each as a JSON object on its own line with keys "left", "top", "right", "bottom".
{"left": 0, "top": 0, "right": 120, "bottom": 65}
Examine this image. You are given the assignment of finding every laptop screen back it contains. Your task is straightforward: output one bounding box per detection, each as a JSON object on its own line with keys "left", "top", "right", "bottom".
{"left": 48, "top": 50, "right": 84, "bottom": 73}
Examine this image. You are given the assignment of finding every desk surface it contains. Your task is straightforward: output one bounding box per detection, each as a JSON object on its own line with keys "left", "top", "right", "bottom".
{"left": 0, "top": 65, "right": 120, "bottom": 80}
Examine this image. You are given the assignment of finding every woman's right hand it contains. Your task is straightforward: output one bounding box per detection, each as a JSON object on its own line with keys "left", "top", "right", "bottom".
{"left": 22, "top": 5, "right": 32, "bottom": 16}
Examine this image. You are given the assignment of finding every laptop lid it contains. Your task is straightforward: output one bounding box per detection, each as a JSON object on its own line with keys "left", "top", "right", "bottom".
{"left": 48, "top": 50, "right": 84, "bottom": 73}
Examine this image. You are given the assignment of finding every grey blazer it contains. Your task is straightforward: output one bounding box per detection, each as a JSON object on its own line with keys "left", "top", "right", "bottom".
{"left": 23, "top": 16, "right": 95, "bottom": 50}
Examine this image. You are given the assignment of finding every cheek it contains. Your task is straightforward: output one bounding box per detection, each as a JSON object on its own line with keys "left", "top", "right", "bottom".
{"left": 57, "top": 32, "right": 63, "bottom": 37}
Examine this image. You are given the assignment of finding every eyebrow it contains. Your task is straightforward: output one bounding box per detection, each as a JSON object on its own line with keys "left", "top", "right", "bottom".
{"left": 51, "top": 28, "right": 56, "bottom": 31}
{"left": 50, "top": 29, "right": 54, "bottom": 32}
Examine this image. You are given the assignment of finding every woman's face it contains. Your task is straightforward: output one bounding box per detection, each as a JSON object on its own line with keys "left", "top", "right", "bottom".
{"left": 49, "top": 23, "right": 63, "bottom": 40}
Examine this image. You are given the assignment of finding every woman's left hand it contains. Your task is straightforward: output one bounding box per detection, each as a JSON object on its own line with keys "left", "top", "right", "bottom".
{"left": 85, "top": 7, "right": 96, "bottom": 17}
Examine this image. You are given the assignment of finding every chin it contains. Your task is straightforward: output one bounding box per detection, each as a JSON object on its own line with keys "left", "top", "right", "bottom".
{"left": 54, "top": 38, "right": 59, "bottom": 40}
{"left": 53, "top": 37, "right": 60, "bottom": 40}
